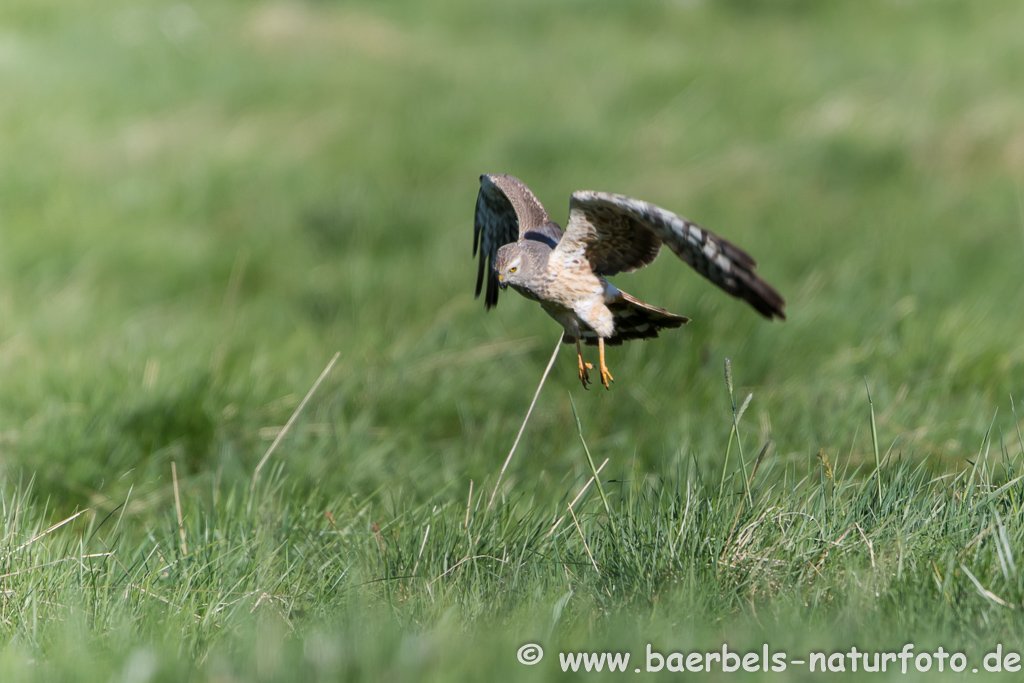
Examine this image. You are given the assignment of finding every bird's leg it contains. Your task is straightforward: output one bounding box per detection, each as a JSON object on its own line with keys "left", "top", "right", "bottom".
{"left": 575, "top": 338, "right": 592, "bottom": 389}
{"left": 598, "top": 337, "right": 614, "bottom": 389}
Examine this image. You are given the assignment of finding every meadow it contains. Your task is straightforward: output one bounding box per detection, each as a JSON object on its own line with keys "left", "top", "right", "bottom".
{"left": 0, "top": 0, "right": 1023, "bottom": 679}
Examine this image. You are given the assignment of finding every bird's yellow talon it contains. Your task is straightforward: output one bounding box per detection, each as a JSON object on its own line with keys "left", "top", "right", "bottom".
{"left": 598, "top": 337, "right": 614, "bottom": 389}
{"left": 576, "top": 340, "right": 591, "bottom": 389}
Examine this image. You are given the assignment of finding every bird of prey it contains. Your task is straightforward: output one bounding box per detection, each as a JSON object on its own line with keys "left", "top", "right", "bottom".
{"left": 473, "top": 174, "right": 785, "bottom": 389}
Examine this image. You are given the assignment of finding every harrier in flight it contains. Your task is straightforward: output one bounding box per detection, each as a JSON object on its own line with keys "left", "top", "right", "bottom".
{"left": 473, "top": 174, "right": 785, "bottom": 389}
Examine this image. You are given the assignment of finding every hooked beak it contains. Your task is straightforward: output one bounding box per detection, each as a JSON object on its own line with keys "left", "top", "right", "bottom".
{"left": 498, "top": 273, "right": 507, "bottom": 289}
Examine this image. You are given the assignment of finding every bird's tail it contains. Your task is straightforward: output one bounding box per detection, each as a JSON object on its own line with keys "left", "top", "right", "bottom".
{"left": 572, "top": 291, "right": 689, "bottom": 347}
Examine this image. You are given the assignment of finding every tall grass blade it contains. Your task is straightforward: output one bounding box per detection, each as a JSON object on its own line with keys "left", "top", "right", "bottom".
{"left": 865, "top": 377, "right": 883, "bottom": 503}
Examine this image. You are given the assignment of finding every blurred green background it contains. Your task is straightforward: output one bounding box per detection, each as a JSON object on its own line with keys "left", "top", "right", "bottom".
{"left": 1, "top": 0, "right": 1023, "bottom": 678}
{"left": 2, "top": 0, "right": 1022, "bottom": 508}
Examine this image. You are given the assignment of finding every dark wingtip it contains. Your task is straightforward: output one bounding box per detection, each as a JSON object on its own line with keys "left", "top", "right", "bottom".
{"left": 737, "top": 270, "right": 786, "bottom": 322}
{"left": 484, "top": 268, "right": 499, "bottom": 310}
{"left": 754, "top": 301, "right": 786, "bottom": 321}
{"left": 474, "top": 250, "right": 485, "bottom": 298}
{"left": 763, "top": 296, "right": 787, "bottom": 321}
{"left": 753, "top": 297, "right": 786, "bottom": 321}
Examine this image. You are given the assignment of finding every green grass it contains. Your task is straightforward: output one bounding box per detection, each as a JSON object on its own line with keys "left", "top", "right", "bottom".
{"left": 1, "top": 0, "right": 1024, "bottom": 679}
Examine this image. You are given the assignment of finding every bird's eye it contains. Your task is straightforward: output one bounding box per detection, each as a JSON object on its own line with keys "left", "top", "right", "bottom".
{"left": 509, "top": 266, "right": 517, "bottom": 273}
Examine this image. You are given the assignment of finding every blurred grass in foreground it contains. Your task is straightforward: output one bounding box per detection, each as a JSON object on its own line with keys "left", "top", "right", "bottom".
{"left": 1, "top": 407, "right": 1023, "bottom": 681}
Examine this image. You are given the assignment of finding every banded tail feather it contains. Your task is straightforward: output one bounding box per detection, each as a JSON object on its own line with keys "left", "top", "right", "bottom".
{"left": 568, "top": 291, "right": 690, "bottom": 347}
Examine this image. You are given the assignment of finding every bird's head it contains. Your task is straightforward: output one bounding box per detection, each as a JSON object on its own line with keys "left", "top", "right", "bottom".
{"left": 494, "top": 244, "right": 524, "bottom": 290}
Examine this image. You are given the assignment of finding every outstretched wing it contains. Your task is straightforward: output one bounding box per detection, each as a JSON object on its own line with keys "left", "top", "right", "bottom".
{"left": 556, "top": 191, "right": 785, "bottom": 320}
{"left": 473, "top": 173, "right": 561, "bottom": 309}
